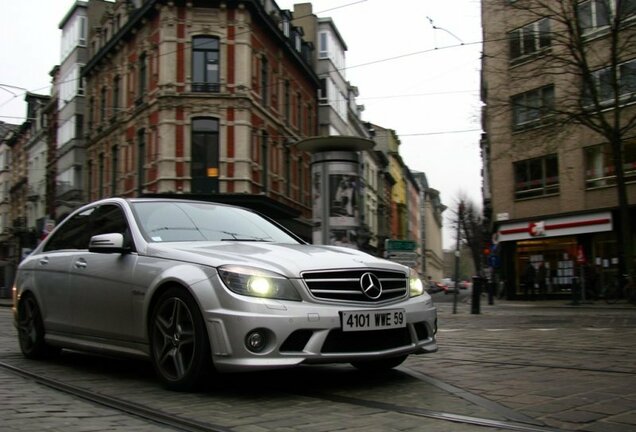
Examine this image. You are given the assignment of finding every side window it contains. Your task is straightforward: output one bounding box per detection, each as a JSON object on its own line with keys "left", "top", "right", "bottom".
{"left": 90, "top": 204, "right": 129, "bottom": 237}
{"left": 89, "top": 204, "right": 134, "bottom": 250}
{"left": 43, "top": 208, "right": 94, "bottom": 251}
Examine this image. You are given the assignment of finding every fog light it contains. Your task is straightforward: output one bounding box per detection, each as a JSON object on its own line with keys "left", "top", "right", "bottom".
{"left": 246, "top": 330, "right": 266, "bottom": 352}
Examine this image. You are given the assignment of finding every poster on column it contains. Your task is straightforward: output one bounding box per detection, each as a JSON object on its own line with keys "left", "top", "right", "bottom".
{"left": 328, "top": 173, "right": 359, "bottom": 248}
{"left": 329, "top": 173, "right": 358, "bottom": 225}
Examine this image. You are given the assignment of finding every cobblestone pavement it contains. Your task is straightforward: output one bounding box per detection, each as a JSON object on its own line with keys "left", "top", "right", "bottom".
{"left": 0, "top": 298, "right": 635, "bottom": 431}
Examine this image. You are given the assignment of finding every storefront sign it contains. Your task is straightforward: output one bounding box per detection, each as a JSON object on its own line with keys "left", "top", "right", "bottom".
{"left": 497, "top": 212, "right": 612, "bottom": 242}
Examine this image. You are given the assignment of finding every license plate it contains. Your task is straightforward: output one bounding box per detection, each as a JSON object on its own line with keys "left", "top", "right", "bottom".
{"left": 341, "top": 309, "right": 406, "bottom": 332}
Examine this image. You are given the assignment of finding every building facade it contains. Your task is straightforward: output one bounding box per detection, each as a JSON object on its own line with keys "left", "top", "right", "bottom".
{"left": 0, "top": 122, "right": 18, "bottom": 293}
{"left": 82, "top": 0, "right": 320, "bottom": 239}
{"left": 1, "top": 0, "right": 448, "bottom": 292}
{"left": 481, "top": 0, "right": 636, "bottom": 298}
{"left": 55, "top": 1, "right": 111, "bottom": 220}
{"left": 412, "top": 171, "right": 446, "bottom": 282}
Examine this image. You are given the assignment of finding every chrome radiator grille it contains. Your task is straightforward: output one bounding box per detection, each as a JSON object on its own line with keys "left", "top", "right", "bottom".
{"left": 301, "top": 269, "right": 407, "bottom": 302}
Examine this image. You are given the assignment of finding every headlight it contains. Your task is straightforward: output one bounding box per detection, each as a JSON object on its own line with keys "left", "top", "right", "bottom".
{"left": 218, "top": 265, "right": 301, "bottom": 301}
{"left": 409, "top": 269, "right": 424, "bottom": 297}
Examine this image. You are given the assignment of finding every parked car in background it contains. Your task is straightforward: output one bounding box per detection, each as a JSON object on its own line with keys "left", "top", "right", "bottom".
{"left": 440, "top": 278, "right": 458, "bottom": 294}
{"left": 13, "top": 198, "right": 438, "bottom": 391}
{"left": 426, "top": 280, "right": 446, "bottom": 294}
{"left": 458, "top": 280, "right": 472, "bottom": 290}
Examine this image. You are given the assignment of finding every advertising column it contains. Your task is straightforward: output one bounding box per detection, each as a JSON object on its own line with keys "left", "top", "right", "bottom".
{"left": 298, "top": 137, "right": 375, "bottom": 248}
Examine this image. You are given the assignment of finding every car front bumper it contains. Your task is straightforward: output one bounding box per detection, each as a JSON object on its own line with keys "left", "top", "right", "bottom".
{"left": 202, "top": 296, "right": 437, "bottom": 372}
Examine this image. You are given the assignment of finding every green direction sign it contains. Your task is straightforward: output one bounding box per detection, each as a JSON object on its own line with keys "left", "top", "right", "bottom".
{"left": 385, "top": 239, "right": 417, "bottom": 251}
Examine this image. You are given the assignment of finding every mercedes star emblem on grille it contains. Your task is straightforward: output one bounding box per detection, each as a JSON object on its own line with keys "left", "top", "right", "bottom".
{"left": 360, "top": 272, "right": 382, "bottom": 299}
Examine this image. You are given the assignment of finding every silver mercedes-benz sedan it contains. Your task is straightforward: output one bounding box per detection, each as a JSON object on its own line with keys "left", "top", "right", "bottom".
{"left": 13, "top": 198, "right": 437, "bottom": 391}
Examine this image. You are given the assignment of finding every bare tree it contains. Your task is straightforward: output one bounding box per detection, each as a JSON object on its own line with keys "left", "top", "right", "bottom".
{"left": 452, "top": 196, "right": 487, "bottom": 277}
{"left": 483, "top": 0, "right": 636, "bottom": 283}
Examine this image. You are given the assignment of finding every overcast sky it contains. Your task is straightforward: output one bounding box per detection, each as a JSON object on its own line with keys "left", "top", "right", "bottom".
{"left": 0, "top": 0, "right": 483, "bottom": 248}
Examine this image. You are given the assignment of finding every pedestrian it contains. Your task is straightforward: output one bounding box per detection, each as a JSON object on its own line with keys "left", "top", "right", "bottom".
{"left": 537, "top": 262, "right": 547, "bottom": 299}
{"left": 523, "top": 261, "right": 536, "bottom": 299}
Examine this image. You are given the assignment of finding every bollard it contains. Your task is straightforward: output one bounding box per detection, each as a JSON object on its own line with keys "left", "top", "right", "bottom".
{"left": 471, "top": 276, "right": 482, "bottom": 314}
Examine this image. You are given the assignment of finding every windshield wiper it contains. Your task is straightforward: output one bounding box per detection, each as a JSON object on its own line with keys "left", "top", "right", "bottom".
{"left": 219, "top": 231, "right": 271, "bottom": 242}
{"left": 150, "top": 226, "right": 198, "bottom": 232}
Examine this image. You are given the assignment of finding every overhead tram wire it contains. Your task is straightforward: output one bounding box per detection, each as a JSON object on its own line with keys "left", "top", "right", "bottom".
{"left": 1, "top": 4, "right": 507, "bottom": 122}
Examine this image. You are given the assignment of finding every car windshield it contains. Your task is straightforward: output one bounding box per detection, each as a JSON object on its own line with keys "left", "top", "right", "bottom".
{"left": 131, "top": 201, "right": 301, "bottom": 244}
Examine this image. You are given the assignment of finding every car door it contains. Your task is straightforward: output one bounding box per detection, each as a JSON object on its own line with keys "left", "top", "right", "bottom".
{"left": 68, "top": 203, "right": 139, "bottom": 341}
{"left": 33, "top": 208, "right": 94, "bottom": 335}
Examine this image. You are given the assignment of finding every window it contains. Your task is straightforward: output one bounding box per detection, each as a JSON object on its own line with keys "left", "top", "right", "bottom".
{"left": 61, "top": 15, "right": 87, "bottom": 61}
{"left": 57, "top": 115, "right": 82, "bottom": 148}
{"left": 578, "top": 0, "right": 636, "bottom": 35}
{"left": 58, "top": 64, "right": 85, "bottom": 110}
{"left": 584, "top": 58, "right": 636, "bottom": 106}
{"left": 261, "top": 131, "right": 269, "bottom": 193}
{"left": 319, "top": 32, "right": 328, "bottom": 59}
{"left": 284, "top": 80, "right": 290, "bottom": 123}
{"left": 318, "top": 78, "right": 328, "bottom": 104}
{"left": 509, "top": 18, "right": 550, "bottom": 61}
{"left": 89, "top": 97, "right": 94, "bottom": 130}
{"left": 261, "top": 55, "right": 268, "bottom": 106}
{"left": 137, "top": 129, "right": 145, "bottom": 194}
{"left": 192, "top": 36, "right": 220, "bottom": 92}
{"left": 281, "top": 15, "right": 290, "bottom": 37}
{"left": 112, "top": 75, "right": 120, "bottom": 118}
{"left": 585, "top": 141, "right": 636, "bottom": 188}
{"left": 296, "top": 92, "right": 302, "bottom": 129}
{"left": 90, "top": 204, "right": 129, "bottom": 239}
{"left": 78, "top": 66, "right": 85, "bottom": 96}
{"left": 284, "top": 142, "right": 291, "bottom": 196}
{"left": 191, "top": 118, "right": 220, "bottom": 194}
{"left": 514, "top": 154, "right": 559, "bottom": 199}
{"left": 137, "top": 52, "right": 147, "bottom": 104}
{"left": 512, "top": 85, "right": 554, "bottom": 128}
{"left": 111, "top": 145, "right": 119, "bottom": 195}
{"left": 98, "top": 153, "right": 105, "bottom": 199}
{"left": 43, "top": 205, "right": 131, "bottom": 252}
{"left": 100, "top": 86, "right": 107, "bottom": 123}
{"left": 44, "top": 207, "right": 94, "bottom": 251}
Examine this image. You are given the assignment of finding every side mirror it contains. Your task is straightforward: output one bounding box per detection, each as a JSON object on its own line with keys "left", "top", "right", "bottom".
{"left": 88, "top": 233, "right": 129, "bottom": 254}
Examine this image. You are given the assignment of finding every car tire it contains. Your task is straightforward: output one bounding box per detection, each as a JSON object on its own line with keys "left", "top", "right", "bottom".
{"left": 149, "top": 287, "right": 213, "bottom": 391}
{"left": 17, "top": 294, "right": 60, "bottom": 359}
{"left": 351, "top": 355, "right": 407, "bottom": 372}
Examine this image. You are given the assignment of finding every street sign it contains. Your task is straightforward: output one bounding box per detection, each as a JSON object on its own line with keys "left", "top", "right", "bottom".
{"left": 385, "top": 239, "right": 417, "bottom": 251}
{"left": 387, "top": 251, "right": 418, "bottom": 268}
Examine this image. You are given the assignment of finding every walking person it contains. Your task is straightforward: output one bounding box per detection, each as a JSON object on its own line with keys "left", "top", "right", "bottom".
{"left": 523, "top": 261, "right": 536, "bottom": 300}
{"left": 537, "top": 262, "right": 547, "bottom": 299}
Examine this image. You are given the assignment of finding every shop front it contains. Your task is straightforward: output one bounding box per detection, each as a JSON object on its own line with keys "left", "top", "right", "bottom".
{"left": 494, "top": 212, "right": 615, "bottom": 300}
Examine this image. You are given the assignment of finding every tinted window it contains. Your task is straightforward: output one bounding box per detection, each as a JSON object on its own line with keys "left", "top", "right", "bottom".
{"left": 90, "top": 204, "right": 128, "bottom": 237}
{"left": 43, "top": 208, "right": 94, "bottom": 251}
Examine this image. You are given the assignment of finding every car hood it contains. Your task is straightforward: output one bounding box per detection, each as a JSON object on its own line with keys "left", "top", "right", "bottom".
{"left": 145, "top": 241, "right": 407, "bottom": 278}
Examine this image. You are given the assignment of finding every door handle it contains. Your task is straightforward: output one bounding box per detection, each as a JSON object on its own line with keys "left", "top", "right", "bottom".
{"left": 74, "top": 260, "right": 87, "bottom": 269}
{"left": 39, "top": 258, "right": 49, "bottom": 265}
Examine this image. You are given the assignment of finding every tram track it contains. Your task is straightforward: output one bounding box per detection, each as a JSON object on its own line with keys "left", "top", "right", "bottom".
{"left": 437, "top": 338, "right": 635, "bottom": 357}
{"left": 418, "top": 355, "right": 636, "bottom": 376}
{"left": 0, "top": 359, "right": 563, "bottom": 432}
